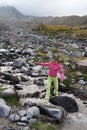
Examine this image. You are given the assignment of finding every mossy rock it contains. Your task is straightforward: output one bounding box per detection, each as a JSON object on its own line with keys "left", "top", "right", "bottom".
{"left": 0, "top": 87, "right": 20, "bottom": 106}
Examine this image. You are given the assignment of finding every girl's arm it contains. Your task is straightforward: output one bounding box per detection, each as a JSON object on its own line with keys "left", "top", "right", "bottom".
{"left": 59, "top": 65, "right": 64, "bottom": 81}
{"left": 35, "top": 62, "right": 51, "bottom": 66}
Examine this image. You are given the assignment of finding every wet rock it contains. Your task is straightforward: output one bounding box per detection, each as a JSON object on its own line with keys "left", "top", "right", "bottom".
{"left": 49, "top": 96, "right": 79, "bottom": 113}
{"left": 14, "top": 84, "right": 23, "bottom": 90}
{"left": 24, "top": 102, "right": 36, "bottom": 107}
{"left": 30, "top": 72, "right": 40, "bottom": 77}
{"left": 73, "top": 88, "right": 87, "bottom": 100}
{"left": 34, "top": 78, "right": 44, "bottom": 86}
{"left": 0, "top": 49, "right": 8, "bottom": 53}
{"left": 2, "top": 72, "right": 20, "bottom": 84}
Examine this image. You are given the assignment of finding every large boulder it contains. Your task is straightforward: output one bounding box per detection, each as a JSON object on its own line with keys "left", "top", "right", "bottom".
{"left": 38, "top": 105, "right": 64, "bottom": 123}
{"left": 0, "top": 98, "right": 11, "bottom": 117}
{"left": 49, "top": 96, "right": 79, "bottom": 113}
{"left": 77, "top": 59, "right": 87, "bottom": 72}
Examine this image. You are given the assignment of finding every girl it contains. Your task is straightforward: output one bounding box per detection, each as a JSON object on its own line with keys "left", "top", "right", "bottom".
{"left": 36, "top": 56, "right": 64, "bottom": 100}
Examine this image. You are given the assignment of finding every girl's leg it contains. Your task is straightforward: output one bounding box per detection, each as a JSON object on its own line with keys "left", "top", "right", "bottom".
{"left": 53, "top": 77, "right": 58, "bottom": 95}
{"left": 45, "top": 76, "right": 52, "bottom": 100}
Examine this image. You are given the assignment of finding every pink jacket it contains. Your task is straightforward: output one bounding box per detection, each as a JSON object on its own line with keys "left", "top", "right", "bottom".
{"left": 37, "top": 61, "right": 64, "bottom": 80}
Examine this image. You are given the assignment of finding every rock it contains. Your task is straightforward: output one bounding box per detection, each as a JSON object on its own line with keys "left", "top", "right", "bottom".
{"left": 23, "top": 126, "right": 30, "bottom": 130}
{"left": 29, "top": 118, "right": 37, "bottom": 124}
{"left": 14, "top": 84, "right": 23, "bottom": 90}
{"left": 0, "top": 105, "right": 11, "bottom": 117}
{"left": 21, "top": 117, "right": 28, "bottom": 123}
{"left": 0, "top": 49, "right": 8, "bottom": 53}
{"left": 0, "top": 98, "right": 6, "bottom": 106}
{"left": 14, "top": 58, "right": 26, "bottom": 68}
{"left": 77, "top": 59, "right": 87, "bottom": 72}
{"left": 18, "top": 110, "right": 26, "bottom": 117}
{"left": 17, "top": 122, "right": 27, "bottom": 126}
{"left": 78, "top": 80, "right": 86, "bottom": 85}
{"left": 21, "top": 66, "right": 28, "bottom": 73}
{"left": 27, "top": 106, "right": 40, "bottom": 119}
{"left": 24, "top": 102, "right": 36, "bottom": 107}
{"left": 23, "top": 48, "right": 35, "bottom": 56}
{"left": 84, "top": 47, "right": 87, "bottom": 52}
{"left": 9, "top": 114, "right": 20, "bottom": 122}
{"left": 3, "top": 73, "right": 20, "bottom": 84}
{"left": 34, "top": 78, "right": 44, "bottom": 86}
{"left": 77, "top": 71, "right": 82, "bottom": 76}
{"left": 1, "top": 88, "right": 16, "bottom": 96}
{"left": 73, "top": 88, "right": 87, "bottom": 100}
{"left": 49, "top": 96, "right": 79, "bottom": 113}
{"left": 38, "top": 105, "right": 64, "bottom": 122}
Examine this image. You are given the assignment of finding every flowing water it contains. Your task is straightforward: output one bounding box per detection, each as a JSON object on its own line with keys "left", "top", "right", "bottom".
{"left": 60, "top": 93, "right": 87, "bottom": 130}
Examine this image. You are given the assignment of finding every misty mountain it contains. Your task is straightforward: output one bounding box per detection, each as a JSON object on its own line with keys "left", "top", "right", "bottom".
{"left": 0, "top": 6, "right": 24, "bottom": 19}
{"left": 0, "top": 6, "right": 87, "bottom": 26}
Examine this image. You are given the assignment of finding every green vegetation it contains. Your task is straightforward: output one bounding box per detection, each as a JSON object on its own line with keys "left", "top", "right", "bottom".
{"left": 36, "top": 51, "right": 47, "bottom": 57}
{"left": 30, "top": 121, "right": 60, "bottom": 130}
{"left": 0, "top": 87, "right": 4, "bottom": 93}
{"left": 2, "top": 95, "right": 20, "bottom": 106}
{"left": 2, "top": 43, "right": 20, "bottom": 49}
{"left": 83, "top": 74, "right": 87, "bottom": 81}
{"left": 34, "top": 24, "right": 87, "bottom": 39}
{"left": 63, "top": 77, "right": 71, "bottom": 87}
{"left": 51, "top": 47, "right": 57, "bottom": 53}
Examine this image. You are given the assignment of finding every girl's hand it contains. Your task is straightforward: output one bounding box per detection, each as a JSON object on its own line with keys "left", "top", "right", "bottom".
{"left": 60, "top": 79, "right": 63, "bottom": 82}
{"left": 35, "top": 62, "right": 39, "bottom": 65}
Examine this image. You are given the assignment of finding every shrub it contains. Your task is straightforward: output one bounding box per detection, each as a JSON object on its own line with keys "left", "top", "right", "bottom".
{"left": 63, "top": 77, "right": 71, "bottom": 87}
{"left": 51, "top": 47, "right": 57, "bottom": 53}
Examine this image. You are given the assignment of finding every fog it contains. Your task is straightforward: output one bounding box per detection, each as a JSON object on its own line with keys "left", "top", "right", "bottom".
{"left": 0, "top": 0, "right": 87, "bottom": 16}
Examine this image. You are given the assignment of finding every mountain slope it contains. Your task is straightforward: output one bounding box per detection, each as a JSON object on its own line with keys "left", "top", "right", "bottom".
{"left": 0, "top": 6, "right": 24, "bottom": 19}
{"left": 29, "top": 15, "right": 87, "bottom": 26}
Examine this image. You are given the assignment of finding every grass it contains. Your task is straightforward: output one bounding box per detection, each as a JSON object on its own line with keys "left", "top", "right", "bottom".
{"left": 36, "top": 51, "right": 47, "bottom": 57}
{"left": 63, "top": 77, "right": 71, "bottom": 87}
{"left": 2, "top": 95, "right": 21, "bottom": 106}
{"left": 33, "top": 24, "right": 87, "bottom": 39}
{"left": 83, "top": 74, "right": 87, "bottom": 81}
{"left": 30, "top": 121, "right": 60, "bottom": 130}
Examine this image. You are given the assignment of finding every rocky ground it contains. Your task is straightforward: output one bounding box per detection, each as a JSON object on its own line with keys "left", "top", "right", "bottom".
{"left": 0, "top": 22, "right": 87, "bottom": 130}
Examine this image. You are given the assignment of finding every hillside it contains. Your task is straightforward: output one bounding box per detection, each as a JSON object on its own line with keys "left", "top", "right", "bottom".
{"left": 0, "top": 6, "right": 24, "bottom": 19}
{"left": 28, "top": 15, "right": 87, "bottom": 26}
{"left": 0, "top": 6, "right": 87, "bottom": 26}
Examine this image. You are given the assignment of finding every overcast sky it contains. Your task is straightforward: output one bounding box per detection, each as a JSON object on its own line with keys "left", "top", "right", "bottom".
{"left": 0, "top": 0, "right": 87, "bottom": 16}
